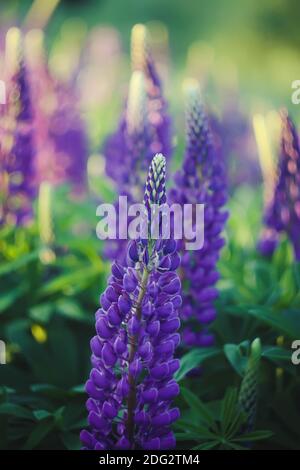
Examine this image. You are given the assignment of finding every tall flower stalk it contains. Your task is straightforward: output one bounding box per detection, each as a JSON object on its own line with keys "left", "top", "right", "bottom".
{"left": 104, "top": 24, "right": 172, "bottom": 190}
{"left": 104, "top": 70, "right": 151, "bottom": 196}
{"left": 131, "top": 24, "right": 172, "bottom": 159}
{"left": 260, "top": 110, "right": 300, "bottom": 260}
{"left": 81, "top": 154, "right": 181, "bottom": 450}
{"left": 0, "top": 28, "right": 36, "bottom": 225}
{"left": 253, "top": 113, "right": 279, "bottom": 256}
{"left": 103, "top": 25, "right": 172, "bottom": 265}
{"left": 25, "top": 29, "right": 88, "bottom": 194}
{"left": 170, "top": 80, "right": 228, "bottom": 347}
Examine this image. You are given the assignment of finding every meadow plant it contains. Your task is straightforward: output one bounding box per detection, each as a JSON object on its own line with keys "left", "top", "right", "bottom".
{"left": 81, "top": 154, "right": 181, "bottom": 450}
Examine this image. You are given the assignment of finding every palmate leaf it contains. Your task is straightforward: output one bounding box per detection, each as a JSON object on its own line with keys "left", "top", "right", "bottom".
{"left": 220, "top": 387, "right": 242, "bottom": 435}
{"left": 175, "top": 347, "right": 221, "bottom": 381}
{"left": 225, "top": 442, "right": 249, "bottom": 450}
{"left": 192, "top": 441, "right": 219, "bottom": 450}
{"left": 181, "top": 387, "right": 216, "bottom": 429}
{"left": 233, "top": 430, "right": 273, "bottom": 442}
{"left": 175, "top": 432, "right": 207, "bottom": 442}
{"left": 175, "top": 419, "right": 216, "bottom": 439}
{"left": 225, "top": 305, "right": 300, "bottom": 338}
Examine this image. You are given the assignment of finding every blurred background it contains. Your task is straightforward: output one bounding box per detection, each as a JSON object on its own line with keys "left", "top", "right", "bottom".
{"left": 2, "top": 0, "right": 300, "bottom": 100}
{"left": 0, "top": 0, "right": 300, "bottom": 451}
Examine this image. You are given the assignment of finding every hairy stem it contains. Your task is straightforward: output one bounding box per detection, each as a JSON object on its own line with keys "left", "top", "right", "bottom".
{"left": 126, "top": 267, "right": 149, "bottom": 446}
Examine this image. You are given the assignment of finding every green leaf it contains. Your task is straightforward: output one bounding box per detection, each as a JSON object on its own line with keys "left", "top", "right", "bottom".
{"left": 70, "top": 384, "right": 85, "bottom": 395}
{"left": 175, "top": 419, "right": 216, "bottom": 439}
{"left": 226, "top": 442, "right": 249, "bottom": 450}
{"left": 0, "top": 285, "right": 27, "bottom": 312}
{"left": 224, "top": 343, "right": 248, "bottom": 376}
{"left": 22, "top": 417, "right": 56, "bottom": 449}
{"left": 181, "top": 387, "right": 216, "bottom": 428}
{"left": 220, "top": 387, "right": 240, "bottom": 434}
{"left": 175, "top": 432, "right": 206, "bottom": 442}
{"left": 31, "top": 384, "right": 68, "bottom": 399}
{"left": 175, "top": 347, "right": 221, "bottom": 381}
{"left": 55, "top": 299, "right": 92, "bottom": 324}
{"left": 192, "top": 441, "right": 219, "bottom": 450}
{"left": 0, "top": 251, "right": 39, "bottom": 276}
{"left": 0, "top": 403, "right": 33, "bottom": 420}
{"left": 60, "top": 432, "right": 81, "bottom": 450}
{"left": 226, "top": 305, "right": 300, "bottom": 338}
{"left": 33, "top": 410, "right": 52, "bottom": 420}
{"left": 29, "top": 303, "right": 54, "bottom": 323}
{"left": 262, "top": 346, "right": 291, "bottom": 362}
{"left": 38, "top": 265, "right": 102, "bottom": 297}
{"left": 234, "top": 430, "right": 273, "bottom": 442}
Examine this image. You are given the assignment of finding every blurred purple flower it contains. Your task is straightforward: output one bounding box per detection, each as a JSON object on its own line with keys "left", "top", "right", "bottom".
{"left": 170, "top": 81, "right": 228, "bottom": 347}
{"left": 131, "top": 24, "right": 172, "bottom": 160}
{"left": 261, "top": 111, "right": 300, "bottom": 260}
{"left": 25, "top": 29, "right": 88, "bottom": 193}
{"left": 103, "top": 26, "right": 172, "bottom": 264}
{"left": 81, "top": 154, "right": 181, "bottom": 450}
{"left": 0, "top": 29, "right": 36, "bottom": 225}
{"left": 213, "top": 94, "right": 261, "bottom": 191}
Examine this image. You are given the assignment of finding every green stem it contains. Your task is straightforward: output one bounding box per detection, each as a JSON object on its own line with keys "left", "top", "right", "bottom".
{"left": 126, "top": 267, "right": 149, "bottom": 446}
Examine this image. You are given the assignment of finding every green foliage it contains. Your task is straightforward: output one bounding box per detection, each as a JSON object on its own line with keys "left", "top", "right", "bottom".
{"left": 0, "top": 162, "right": 300, "bottom": 450}
{"left": 1, "top": 0, "right": 300, "bottom": 450}
{"left": 175, "top": 387, "right": 272, "bottom": 450}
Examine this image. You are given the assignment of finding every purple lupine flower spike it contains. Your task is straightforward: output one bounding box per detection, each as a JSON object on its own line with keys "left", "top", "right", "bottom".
{"left": 81, "top": 154, "right": 181, "bottom": 450}
{"left": 0, "top": 28, "right": 36, "bottom": 226}
{"left": 24, "top": 29, "right": 88, "bottom": 194}
{"left": 104, "top": 70, "right": 150, "bottom": 193}
{"left": 104, "top": 25, "right": 172, "bottom": 264}
{"left": 262, "top": 111, "right": 300, "bottom": 261}
{"left": 253, "top": 113, "right": 280, "bottom": 257}
{"left": 170, "top": 80, "right": 228, "bottom": 348}
{"left": 257, "top": 227, "right": 279, "bottom": 257}
{"left": 131, "top": 24, "right": 172, "bottom": 159}
{"left": 103, "top": 24, "right": 172, "bottom": 192}
{"left": 103, "top": 71, "right": 151, "bottom": 263}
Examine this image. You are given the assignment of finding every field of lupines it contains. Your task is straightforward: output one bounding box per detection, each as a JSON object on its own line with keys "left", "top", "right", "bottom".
{"left": 0, "top": 1, "right": 300, "bottom": 453}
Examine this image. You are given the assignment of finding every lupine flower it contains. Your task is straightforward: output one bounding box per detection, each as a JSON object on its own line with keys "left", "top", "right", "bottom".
{"left": 25, "top": 29, "right": 88, "bottom": 193}
{"left": 103, "top": 25, "right": 172, "bottom": 264}
{"left": 103, "top": 71, "right": 152, "bottom": 263}
{"left": 131, "top": 24, "right": 172, "bottom": 159}
{"left": 261, "top": 111, "right": 300, "bottom": 260}
{"left": 238, "top": 338, "right": 261, "bottom": 432}
{"left": 0, "top": 28, "right": 36, "bottom": 225}
{"left": 257, "top": 227, "right": 279, "bottom": 257}
{"left": 104, "top": 24, "right": 172, "bottom": 192}
{"left": 253, "top": 113, "right": 280, "bottom": 256}
{"left": 216, "top": 89, "right": 261, "bottom": 190}
{"left": 81, "top": 154, "right": 181, "bottom": 450}
{"left": 170, "top": 80, "right": 228, "bottom": 348}
{"left": 104, "top": 70, "right": 151, "bottom": 194}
